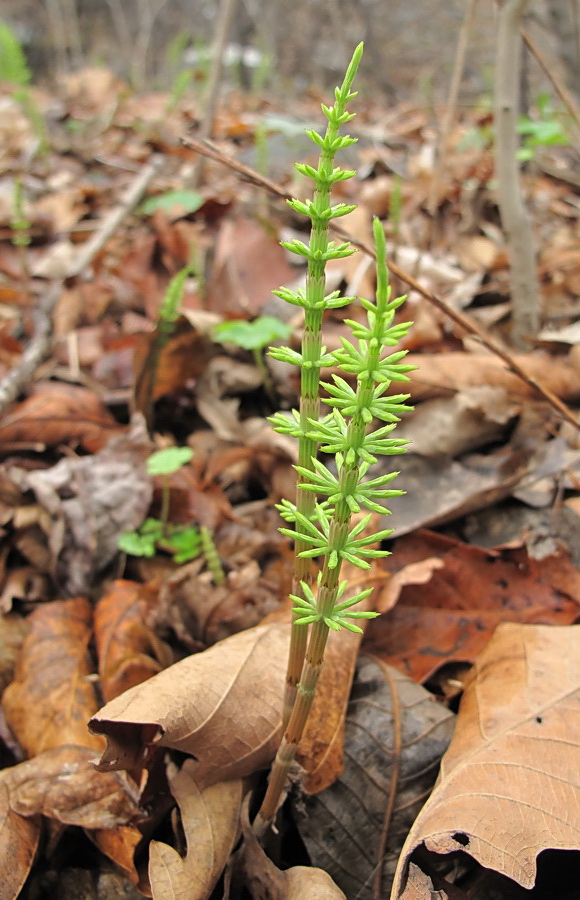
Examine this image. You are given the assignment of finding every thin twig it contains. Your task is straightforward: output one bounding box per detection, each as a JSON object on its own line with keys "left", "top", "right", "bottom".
{"left": 521, "top": 26, "right": 580, "bottom": 132}
{"left": 181, "top": 135, "right": 579, "bottom": 430}
{"left": 190, "top": 0, "right": 239, "bottom": 187}
{"left": 0, "top": 156, "right": 162, "bottom": 415}
{"left": 426, "top": 0, "right": 479, "bottom": 227}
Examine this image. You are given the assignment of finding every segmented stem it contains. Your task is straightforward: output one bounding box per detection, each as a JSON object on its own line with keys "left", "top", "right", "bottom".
{"left": 256, "top": 218, "right": 414, "bottom": 836}
{"left": 281, "top": 44, "right": 363, "bottom": 725}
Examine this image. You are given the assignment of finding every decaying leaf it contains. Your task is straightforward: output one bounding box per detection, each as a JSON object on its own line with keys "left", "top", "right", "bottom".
{"left": 0, "top": 745, "right": 141, "bottom": 829}
{"left": 90, "top": 622, "right": 289, "bottom": 786}
{"left": 10, "top": 419, "right": 152, "bottom": 595}
{"left": 149, "top": 760, "right": 243, "bottom": 900}
{"left": 2, "top": 597, "right": 103, "bottom": 756}
{"left": 294, "top": 656, "right": 455, "bottom": 900}
{"left": 391, "top": 623, "right": 580, "bottom": 896}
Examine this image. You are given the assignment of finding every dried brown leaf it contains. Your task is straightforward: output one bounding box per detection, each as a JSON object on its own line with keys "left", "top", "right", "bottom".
{"left": 149, "top": 760, "right": 243, "bottom": 900}
{"left": 391, "top": 623, "right": 580, "bottom": 896}
{"left": 2, "top": 597, "right": 103, "bottom": 756}
{"left": 90, "top": 622, "right": 289, "bottom": 786}
{"left": 205, "top": 215, "right": 297, "bottom": 316}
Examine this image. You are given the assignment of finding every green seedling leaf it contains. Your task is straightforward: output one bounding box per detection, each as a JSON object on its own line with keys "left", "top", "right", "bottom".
{"left": 158, "top": 525, "right": 202, "bottom": 563}
{"left": 213, "top": 316, "right": 293, "bottom": 351}
{"left": 0, "top": 19, "right": 31, "bottom": 85}
{"left": 140, "top": 190, "right": 204, "bottom": 216}
{"left": 118, "top": 525, "right": 161, "bottom": 558}
{"left": 147, "top": 447, "right": 194, "bottom": 476}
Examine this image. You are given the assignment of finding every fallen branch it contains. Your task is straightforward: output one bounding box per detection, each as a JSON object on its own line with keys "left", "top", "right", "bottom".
{"left": 181, "top": 135, "right": 579, "bottom": 430}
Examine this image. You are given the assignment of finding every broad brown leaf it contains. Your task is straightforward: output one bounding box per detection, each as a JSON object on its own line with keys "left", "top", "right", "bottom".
{"left": 95, "top": 580, "right": 174, "bottom": 703}
{"left": 90, "top": 622, "right": 289, "bottom": 786}
{"left": 391, "top": 623, "right": 580, "bottom": 896}
{"left": 2, "top": 597, "right": 103, "bottom": 756}
{"left": 149, "top": 760, "right": 243, "bottom": 900}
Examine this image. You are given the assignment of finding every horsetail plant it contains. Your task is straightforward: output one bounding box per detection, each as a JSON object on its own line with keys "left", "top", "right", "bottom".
{"left": 268, "top": 42, "right": 364, "bottom": 728}
{"left": 255, "top": 144, "right": 416, "bottom": 834}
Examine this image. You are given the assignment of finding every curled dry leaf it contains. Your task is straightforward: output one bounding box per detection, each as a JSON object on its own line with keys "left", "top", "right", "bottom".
{"left": 149, "top": 760, "right": 243, "bottom": 900}
{"left": 0, "top": 782, "right": 40, "bottom": 900}
{"left": 1, "top": 745, "right": 141, "bottom": 829}
{"left": 90, "top": 622, "right": 289, "bottom": 786}
{"left": 297, "top": 558, "right": 376, "bottom": 795}
{"left": 391, "top": 623, "right": 580, "bottom": 897}
{"left": 2, "top": 597, "right": 103, "bottom": 756}
{"left": 294, "top": 656, "right": 455, "bottom": 900}
{"left": 95, "top": 580, "right": 174, "bottom": 703}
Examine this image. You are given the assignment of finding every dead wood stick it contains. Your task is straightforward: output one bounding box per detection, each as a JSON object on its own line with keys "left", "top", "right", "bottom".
{"left": 0, "top": 155, "right": 162, "bottom": 415}
{"left": 181, "top": 134, "right": 579, "bottom": 430}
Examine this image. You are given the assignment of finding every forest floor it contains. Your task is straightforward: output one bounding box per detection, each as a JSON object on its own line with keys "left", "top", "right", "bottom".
{"left": 0, "top": 65, "right": 579, "bottom": 900}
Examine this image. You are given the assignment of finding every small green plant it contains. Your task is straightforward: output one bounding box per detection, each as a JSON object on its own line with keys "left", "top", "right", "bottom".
{"left": 517, "top": 92, "right": 570, "bottom": 161}
{"left": 212, "top": 315, "right": 293, "bottom": 399}
{"left": 139, "top": 190, "right": 203, "bottom": 217}
{"left": 0, "top": 19, "right": 48, "bottom": 155}
{"left": 253, "top": 44, "right": 415, "bottom": 836}
{"left": 118, "top": 447, "right": 202, "bottom": 564}
{"left": 136, "top": 263, "right": 197, "bottom": 428}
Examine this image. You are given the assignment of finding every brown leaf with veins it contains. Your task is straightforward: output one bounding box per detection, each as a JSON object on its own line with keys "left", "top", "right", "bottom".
{"left": 90, "top": 622, "right": 289, "bottom": 786}
{"left": 391, "top": 623, "right": 580, "bottom": 897}
{"left": 149, "top": 760, "right": 244, "bottom": 900}
{"left": 2, "top": 597, "right": 103, "bottom": 756}
{"left": 95, "top": 580, "right": 174, "bottom": 703}
{"left": 0, "top": 382, "right": 124, "bottom": 452}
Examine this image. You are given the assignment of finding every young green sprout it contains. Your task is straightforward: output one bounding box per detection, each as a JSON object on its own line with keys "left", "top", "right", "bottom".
{"left": 212, "top": 315, "right": 293, "bottom": 401}
{"left": 118, "top": 447, "right": 202, "bottom": 564}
